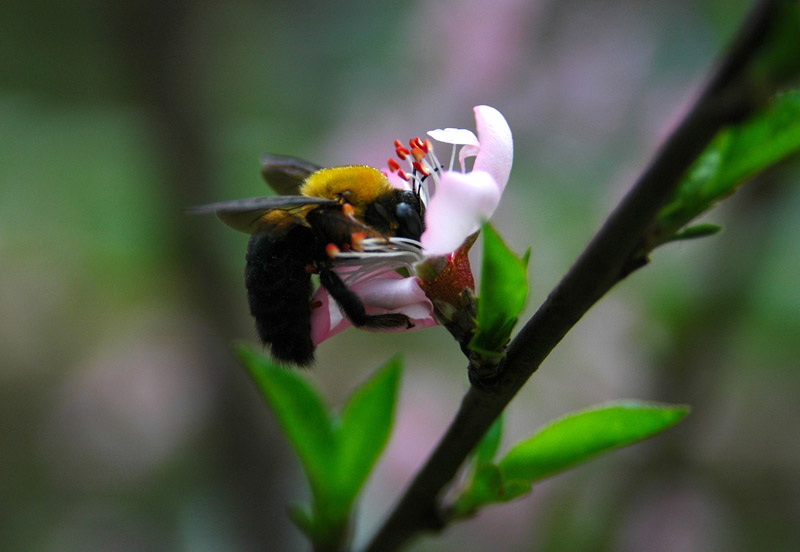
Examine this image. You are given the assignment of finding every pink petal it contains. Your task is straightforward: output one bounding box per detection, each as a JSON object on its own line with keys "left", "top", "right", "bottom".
{"left": 310, "top": 271, "right": 436, "bottom": 346}
{"left": 472, "top": 105, "right": 513, "bottom": 192}
{"left": 458, "top": 144, "right": 480, "bottom": 173}
{"left": 384, "top": 169, "right": 411, "bottom": 190}
{"left": 420, "top": 170, "right": 501, "bottom": 256}
{"left": 352, "top": 271, "right": 431, "bottom": 308}
{"left": 310, "top": 287, "right": 345, "bottom": 345}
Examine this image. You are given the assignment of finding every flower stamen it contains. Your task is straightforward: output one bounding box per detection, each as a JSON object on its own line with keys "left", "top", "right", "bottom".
{"left": 351, "top": 232, "right": 366, "bottom": 251}
{"left": 326, "top": 243, "right": 340, "bottom": 259}
{"left": 394, "top": 140, "right": 410, "bottom": 160}
{"left": 333, "top": 236, "right": 425, "bottom": 286}
{"left": 412, "top": 161, "right": 430, "bottom": 177}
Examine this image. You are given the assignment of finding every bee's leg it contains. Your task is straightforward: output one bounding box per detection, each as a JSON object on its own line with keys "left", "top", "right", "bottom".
{"left": 318, "top": 269, "right": 414, "bottom": 329}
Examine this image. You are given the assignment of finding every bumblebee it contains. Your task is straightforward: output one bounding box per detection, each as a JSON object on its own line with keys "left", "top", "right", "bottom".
{"left": 192, "top": 154, "right": 426, "bottom": 366}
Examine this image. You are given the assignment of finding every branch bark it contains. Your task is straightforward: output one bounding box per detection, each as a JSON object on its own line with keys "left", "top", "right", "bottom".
{"left": 365, "top": 1, "right": 780, "bottom": 550}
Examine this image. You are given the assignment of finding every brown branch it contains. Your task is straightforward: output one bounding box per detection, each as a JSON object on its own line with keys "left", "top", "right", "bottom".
{"left": 364, "top": 1, "right": 781, "bottom": 550}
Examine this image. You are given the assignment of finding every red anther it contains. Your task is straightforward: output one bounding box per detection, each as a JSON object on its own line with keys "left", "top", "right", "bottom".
{"left": 388, "top": 158, "right": 401, "bottom": 172}
{"left": 423, "top": 138, "right": 432, "bottom": 152}
{"left": 395, "top": 145, "right": 410, "bottom": 160}
{"left": 342, "top": 203, "right": 356, "bottom": 218}
{"left": 412, "top": 161, "right": 430, "bottom": 176}
{"left": 304, "top": 264, "right": 319, "bottom": 274}
{"left": 411, "top": 146, "right": 425, "bottom": 162}
{"left": 326, "top": 243, "right": 340, "bottom": 258}
{"left": 397, "top": 169, "right": 409, "bottom": 181}
{"left": 351, "top": 232, "right": 366, "bottom": 251}
{"left": 409, "top": 137, "right": 422, "bottom": 149}
{"left": 394, "top": 139, "right": 404, "bottom": 149}
{"left": 310, "top": 299, "right": 323, "bottom": 310}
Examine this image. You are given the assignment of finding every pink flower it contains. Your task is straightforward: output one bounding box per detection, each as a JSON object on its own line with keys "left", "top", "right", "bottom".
{"left": 310, "top": 269, "right": 439, "bottom": 345}
{"left": 422, "top": 105, "right": 513, "bottom": 255}
{"left": 310, "top": 105, "right": 513, "bottom": 346}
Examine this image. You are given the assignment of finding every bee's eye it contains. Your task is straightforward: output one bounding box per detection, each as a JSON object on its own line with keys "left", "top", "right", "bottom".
{"left": 395, "top": 202, "right": 424, "bottom": 241}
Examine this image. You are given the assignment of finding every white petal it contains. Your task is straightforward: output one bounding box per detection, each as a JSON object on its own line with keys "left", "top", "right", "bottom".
{"left": 472, "top": 105, "right": 513, "bottom": 192}
{"left": 421, "top": 170, "right": 501, "bottom": 255}
{"left": 427, "top": 127, "right": 479, "bottom": 147}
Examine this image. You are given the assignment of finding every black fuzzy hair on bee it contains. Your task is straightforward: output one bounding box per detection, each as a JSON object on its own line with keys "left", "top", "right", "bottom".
{"left": 190, "top": 154, "right": 425, "bottom": 366}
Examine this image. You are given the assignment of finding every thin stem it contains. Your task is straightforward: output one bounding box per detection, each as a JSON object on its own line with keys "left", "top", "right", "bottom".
{"left": 365, "top": 1, "right": 780, "bottom": 550}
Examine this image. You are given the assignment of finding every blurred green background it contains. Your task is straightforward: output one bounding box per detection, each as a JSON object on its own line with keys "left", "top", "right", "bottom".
{"left": 2, "top": 0, "right": 799, "bottom": 550}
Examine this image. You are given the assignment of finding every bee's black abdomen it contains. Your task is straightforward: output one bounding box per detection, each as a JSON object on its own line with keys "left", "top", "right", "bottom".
{"left": 245, "top": 226, "right": 316, "bottom": 366}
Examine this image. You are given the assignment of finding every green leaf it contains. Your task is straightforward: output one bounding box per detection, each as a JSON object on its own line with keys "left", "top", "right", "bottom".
{"left": 501, "top": 480, "right": 533, "bottom": 503}
{"left": 667, "top": 223, "right": 723, "bottom": 243}
{"left": 473, "top": 415, "right": 504, "bottom": 468}
{"left": 450, "top": 403, "right": 687, "bottom": 518}
{"left": 653, "top": 89, "right": 800, "bottom": 249}
{"left": 235, "top": 344, "right": 336, "bottom": 503}
{"left": 452, "top": 464, "right": 535, "bottom": 518}
{"left": 469, "top": 223, "right": 530, "bottom": 357}
{"left": 751, "top": 1, "right": 800, "bottom": 87}
{"left": 713, "top": 90, "right": 800, "bottom": 190}
{"left": 452, "top": 463, "right": 503, "bottom": 517}
{"left": 287, "top": 504, "right": 316, "bottom": 539}
{"left": 498, "top": 401, "right": 689, "bottom": 483}
{"left": 450, "top": 416, "right": 502, "bottom": 517}
{"left": 451, "top": 416, "right": 508, "bottom": 517}
{"left": 237, "top": 348, "right": 404, "bottom": 549}
{"left": 335, "top": 356, "right": 402, "bottom": 509}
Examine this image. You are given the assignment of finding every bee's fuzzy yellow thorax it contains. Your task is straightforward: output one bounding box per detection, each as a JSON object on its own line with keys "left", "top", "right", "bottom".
{"left": 301, "top": 166, "right": 393, "bottom": 215}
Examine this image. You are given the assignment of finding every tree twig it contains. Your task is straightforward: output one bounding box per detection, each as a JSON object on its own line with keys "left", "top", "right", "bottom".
{"left": 365, "top": 1, "right": 780, "bottom": 550}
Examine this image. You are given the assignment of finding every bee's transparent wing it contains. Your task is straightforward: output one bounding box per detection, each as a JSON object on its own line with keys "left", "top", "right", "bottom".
{"left": 188, "top": 196, "right": 336, "bottom": 234}
{"left": 260, "top": 153, "right": 323, "bottom": 195}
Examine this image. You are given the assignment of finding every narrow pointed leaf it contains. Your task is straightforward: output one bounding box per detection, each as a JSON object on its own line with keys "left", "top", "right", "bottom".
{"left": 712, "top": 89, "right": 800, "bottom": 192}
{"left": 653, "top": 89, "right": 800, "bottom": 249}
{"left": 499, "top": 401, "right": 689, "bottom": 483}
{"left": 452, "top": 464, "right": 503, "bottom": 517}
{"left": 287, "top": 504, "right": 317, "bottom": 539}
{"left": 469, "top": 223, "right": 530, "bottom": 356}
{"left": 235, "top": 344, "right": 336, "bottom": 500}
{"left": 667, "top": 223, "right": 723, "bottom": 243}
{"left": 751, "top": 3, "right": 800, "bottom": 99}
{"left": 473, "top": 415, "right": 504, "bottom": 467}
{"left": 335, "top": 356, "right": 403, "bottom": 508}
{"left": 501, "top": 480, "right": 533, "bottom": 503}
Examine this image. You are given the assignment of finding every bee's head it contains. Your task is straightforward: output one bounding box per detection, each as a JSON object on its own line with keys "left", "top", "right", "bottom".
{"left": 362, "top": 188, "right": 425, "bottom": 242}
{"left": 393, "top": 190, "right": 424, "bottom": 241}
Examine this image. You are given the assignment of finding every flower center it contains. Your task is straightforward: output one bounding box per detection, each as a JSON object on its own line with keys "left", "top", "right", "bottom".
{"left": 325, "top": 136, "right": 460, "bottom": 281}
{"left": 386, "top": 136, "right": 453, "bottom": 206}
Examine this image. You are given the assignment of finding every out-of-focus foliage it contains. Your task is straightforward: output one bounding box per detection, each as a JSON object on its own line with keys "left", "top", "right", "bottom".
{"left": 2, "top": 1, "right": 799, "bottom": 551}
{"left": 651, "top": 89, "right": 800, "bottom": 250}
{"left": 238, "top": 346, "right": 400, "bottom": 549}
